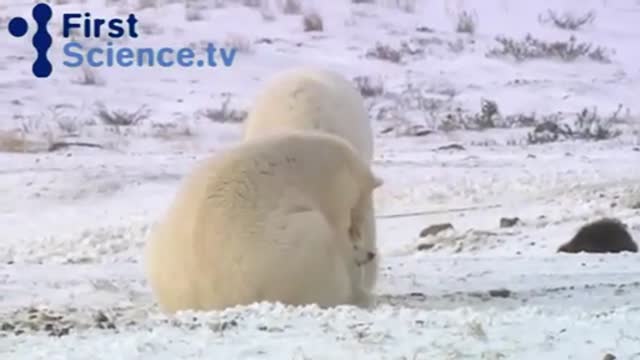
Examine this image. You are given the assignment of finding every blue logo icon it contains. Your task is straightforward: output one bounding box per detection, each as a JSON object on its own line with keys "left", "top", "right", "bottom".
{"left": 8, "top": 3, "right": 53, "bottom": 78}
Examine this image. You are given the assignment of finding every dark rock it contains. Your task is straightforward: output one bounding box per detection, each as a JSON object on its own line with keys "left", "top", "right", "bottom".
{"left": 436, "top": 143, "right": 465, "bottom": 151}
{"left": 414, "top": 129, "right": 433, "bottom": 137}
{"left": 488, "top": 289, "right": 511, "bottom": 298}
{"left": 416, "top": 26, "right": 434, "bottom": 32}
{"left": 416, "top": 243, "right": 435, "bottom": 251}
{"left": 380, "top": 126, "right": 394, "bottom": 134}
{"left": 419, "top": 223, "right": 454, "bottom": 237}
{"left": 500, "top": 217, "right": 520, "bottom": 228}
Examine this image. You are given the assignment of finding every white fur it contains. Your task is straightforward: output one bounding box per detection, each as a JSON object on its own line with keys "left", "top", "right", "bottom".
{"left": 144, "top": 131, "right": 380, "bottom": 313}
{"left": 243, "top": 67, "right": 379, "bottom": 290}
{"left": 243, "top": 67, "right": 374, "bottom": 161}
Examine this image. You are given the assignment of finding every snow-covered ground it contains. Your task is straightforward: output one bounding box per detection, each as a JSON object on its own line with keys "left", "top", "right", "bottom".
{"left": 2, "top": 0, "right": 640, "bottom": 358}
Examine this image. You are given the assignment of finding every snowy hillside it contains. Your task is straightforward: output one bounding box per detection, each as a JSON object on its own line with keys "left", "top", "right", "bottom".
{"left": 1, "top": 0, "right": 640, "bottom": 358}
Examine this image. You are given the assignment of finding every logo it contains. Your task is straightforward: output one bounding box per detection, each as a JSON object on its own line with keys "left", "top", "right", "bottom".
{"left": 6, "top": 3, "right": 237, "bottom": 79}
{"left": 8, "top": 3, "right": 53, "bottom": 78}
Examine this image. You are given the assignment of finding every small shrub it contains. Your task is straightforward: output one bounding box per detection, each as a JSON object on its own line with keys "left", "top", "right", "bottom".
{"left": 136, "top": 0, "right": 156, "bottom": 10}
{"left": 196, "top": 93, "right": 247, "bottom": 123}
{"left": 538, "top": 9, "right": 595, "bottom": 31}
{"left": 526, "top": 106, "right": 623, "bottom": 144}
{"left": 139, "top": 23, "right": 164, "bottom": 36}
{"left": 303, "top": 11, "right": 323, "bottom": 32}
{"left": 366, "top": 43, "right": 402, "bottom": 63}
{"left": 224, "top": 33, "right": 253, "bottom": 53}
{"left": 260, "top": 0, "right": 276, "bottom": 21}
{"left": 393, "top": 0, "right": 416, "bottom": 13}
{"left": 185, "top": 2, "right": 206, "bottom": 21}
{"left": 455, "top": 10, "right": 477, "bottom": 34}
{"left": 282, "top": 0, "right": 302, "bottom": 14}
{"left": 487, "top": 34, "right": 612, "bottom": 63}
{"left": 96, "top": 104, "right": 151, "bottom": 127}
{"left": 353, "top": 76, "right": 384, "bottom": 97}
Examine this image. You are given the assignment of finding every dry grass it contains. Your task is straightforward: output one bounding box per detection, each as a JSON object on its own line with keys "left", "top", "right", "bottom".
{"left": 0, "top": 130, "right": 49, "bottom": 153}
{"left": 455, "top": 10, "right": 477, "bottom": 34}
{"left": 303, "top": 11, "right": 323, "bottom": 32}
{"left": 366, "top": 43, "right": 402, "bottom": 63}
{"left": 224, "top": 33, "right": 253, "bottom": 53}
{"left": 538, "top": 9, "right": 596, "bottom": 31}
{"left": 487, "top": 34, "right": 612, "bottom": 63}
{"left": 282, "top": 0, "right": 302, "bottom": 15}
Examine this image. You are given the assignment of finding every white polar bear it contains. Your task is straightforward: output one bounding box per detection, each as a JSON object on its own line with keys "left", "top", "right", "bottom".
{"left": 144, "top": 131, "right": 382, "bottom": 314}
{"left": 243, "top": 67, "right": 374, "bottom": 161}
{"left": 243, "top": 66, "right": 379, "bottom": 291}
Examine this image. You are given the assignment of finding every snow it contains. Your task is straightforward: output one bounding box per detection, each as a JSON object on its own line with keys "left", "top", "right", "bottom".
{"left": 1, "top": 0, "right": 640, "bottom": 358}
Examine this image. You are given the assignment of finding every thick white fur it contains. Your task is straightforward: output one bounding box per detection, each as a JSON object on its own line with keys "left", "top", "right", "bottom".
{"left": 144, "top": 131, "right": 381, "bottom": 314}
{"left": 243, "top": 67, "right": 374, "bottom": 161}
{"left": 243, "top": 67, "right": 379, "bottom": 290}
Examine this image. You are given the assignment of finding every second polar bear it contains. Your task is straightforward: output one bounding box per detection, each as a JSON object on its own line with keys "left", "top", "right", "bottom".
{"left": 144, "top": 131, "right": 381, "bottom": 314}
{"left": 243, "top": 67, "right": 374, "bottom": 161}
{"left": 243, "top": 66, "right": 380, "bottom": 291}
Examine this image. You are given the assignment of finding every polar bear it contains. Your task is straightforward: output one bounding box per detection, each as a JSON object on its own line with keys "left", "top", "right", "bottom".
{"left": 243, "top": 67, "right": 373, "bottom": 161}
{"left": 243, "top": 66, "right": 380, "bottom": 291}
{"left": 144, "top": 131, "right": 382, "bottom": 314}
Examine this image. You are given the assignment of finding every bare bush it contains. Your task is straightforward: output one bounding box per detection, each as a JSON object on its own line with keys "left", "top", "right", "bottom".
{"left": 196, "top": 93, "right": 247, "bottom": 123}
{"left": 303, "top": 11, "right": 323, "bottom": 32}
{"left": 487, "top": 34, "right": 612, "bottom": 63}
{"left": 353, "top": 76, "right": 384, "bottom": 97}
{"left": 136, "top": 0, "right": 156, "bottom": 10}
{"left": 527, "top": 106, "right": 623, "bottom": 144}
{"left": 366, "top": 43, "right": 402, "bottom": 63}
{"left": 393, "top": 0, "right": 416, "bottom": 13}
{"left": 95, "top": 104, "right": 151, "bottom": 127}
{"left": 259, "top": 0, "right": 276, "bottom": 21}
{"left": 282, "top": 0, "right": 302, "bottom": 14}
{"left": 150, "top": 115, "right": 196, "bottom": 139}
{"left": 224, "top": 33, "right": 253, "bottom": 53}
{"left": 538, "top": 9, "right": 595, "bottom": 31}
{"left": 139, "top": 23, "right": 164, "bottom": 36}
{"left": 185, "top": 1, "right": 206, "bottom": 21}
{"left": 455, "top": 10, "right": 477, "bottom": 34}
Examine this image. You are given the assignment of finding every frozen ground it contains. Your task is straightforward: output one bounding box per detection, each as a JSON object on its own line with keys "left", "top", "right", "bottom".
{"left": 2, "top": 0, "right": 640, "bottom": 358}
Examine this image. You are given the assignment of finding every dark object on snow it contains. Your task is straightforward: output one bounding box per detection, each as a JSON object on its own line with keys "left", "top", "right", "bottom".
{"left": 416, "top": 243, "right": 435, "bottom": 251}
{"left": 48, "top": 141, "right": 103, "bottom": 152}
{"left": 500, "top": 217, "right": 520, "bottom": 228}
{"left": 436, "top": 143, "right": 465, "bottom": 151}
{"left": 603, "top": 354, "right": 616, "bottom": 360}
{"left": 419, "top": 223, "right": 454, "bottom": 237}
{"left": 488, "top": 288, "right": 511, "bottom": 298}
{"left": 558, "top": 218, "right": 637, "bottom": 254}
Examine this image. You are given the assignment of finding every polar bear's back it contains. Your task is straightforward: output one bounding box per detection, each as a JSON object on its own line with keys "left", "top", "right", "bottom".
{"left": 244, "top": 67, "right": 373, "bottom": 161}
{"left": 144, "top": 131, "right": 376, "bottom": 313}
